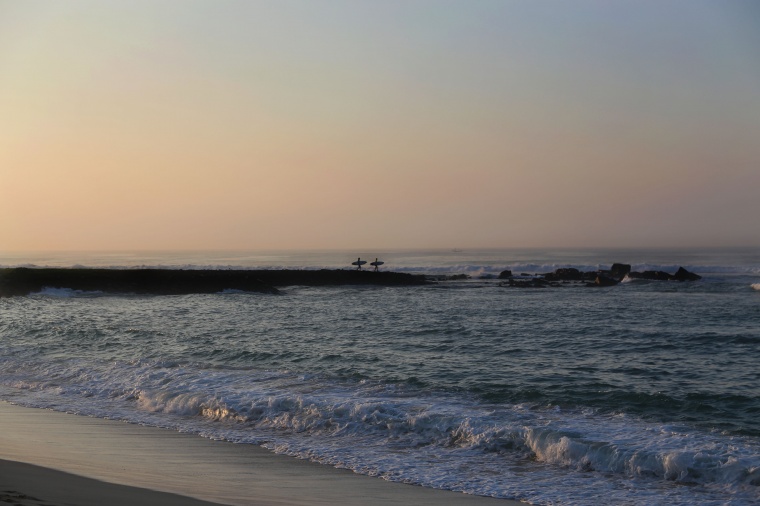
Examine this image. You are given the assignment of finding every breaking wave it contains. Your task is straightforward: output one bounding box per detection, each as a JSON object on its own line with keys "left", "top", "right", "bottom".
{"left": 1, "top": 357, "right": 758, "bottom": 505}
{"left": 34, "top": 287, "right": 104, "bottom": 297}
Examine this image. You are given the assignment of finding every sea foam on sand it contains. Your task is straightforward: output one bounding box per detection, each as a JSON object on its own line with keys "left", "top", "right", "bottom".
{"left": 0, "top": 402, "right": 515, "bottom": 506}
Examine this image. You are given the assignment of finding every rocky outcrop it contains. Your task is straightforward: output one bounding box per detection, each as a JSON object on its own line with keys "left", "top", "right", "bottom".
{"left": 595, "top": 275, "right": 619, "bottom": 287}
{"left": 627, "top": 267, "right": 701, "bottom": 282}
{"left": 672, "top": 267, "right": 702, "bottom": 281}
{"left": 498, "top": 270, "right": 513, "bottom": 279}
{"left": 610, "top": 263, "right": 631, "bottom": 280}
{"left": 543, "top": 268, "right": 583, "bottom": 281}
{"left": 627, "top": 270, "right": 672, "bottom": 281}
{"left": 501, "top": 263, "right": 702, "bottom": 289}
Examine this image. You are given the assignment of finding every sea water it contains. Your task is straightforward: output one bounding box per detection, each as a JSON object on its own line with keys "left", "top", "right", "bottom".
{"left": 1, "top": 248, "right": 759, "bottom": 505}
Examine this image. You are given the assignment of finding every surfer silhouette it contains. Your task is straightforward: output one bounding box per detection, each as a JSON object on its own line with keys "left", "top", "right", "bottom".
{"left": 370, "top": 258, "right": 384, "bottom": 272}
{"left": 351, "top": 257, "right": 367, "bottom": 270}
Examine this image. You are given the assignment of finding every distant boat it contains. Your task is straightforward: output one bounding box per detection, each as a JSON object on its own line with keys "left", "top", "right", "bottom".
{"left": 351, "top": 257, "right": 367, "bottom": 270}
{"left": 370, "top": 258, "right": 384, "bottom": 271}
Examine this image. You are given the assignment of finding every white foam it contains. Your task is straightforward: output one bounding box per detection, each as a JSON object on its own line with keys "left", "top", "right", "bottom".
{"left": 752, "top": 283, "right": 760, "bottom": 291}
{"left": 1, "top": 356, "right": 758, "bottom": 505}
{"left": 34, "top": 287, "right": 103, "bottom": 297}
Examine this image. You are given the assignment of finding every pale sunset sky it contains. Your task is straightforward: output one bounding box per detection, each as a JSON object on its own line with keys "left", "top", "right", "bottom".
{"left": 1, "top": 0, "right": 759, "bottom": 251}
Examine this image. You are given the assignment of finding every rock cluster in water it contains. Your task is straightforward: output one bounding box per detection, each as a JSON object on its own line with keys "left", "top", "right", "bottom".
{"left": 498, "top": 263, "right": 702, "bottom": 288}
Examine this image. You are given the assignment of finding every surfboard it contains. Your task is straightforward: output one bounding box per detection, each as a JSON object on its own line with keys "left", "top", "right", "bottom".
{"left": 370, "top": 260, "right": 384, "bottom": 267}
{"left": 351, "top": 260, "right": 367, "bottom": 266}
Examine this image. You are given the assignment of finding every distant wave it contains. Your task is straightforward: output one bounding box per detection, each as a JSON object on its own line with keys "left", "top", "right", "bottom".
{"left": 752, "top": 283, "right": 760, "bottom": 291}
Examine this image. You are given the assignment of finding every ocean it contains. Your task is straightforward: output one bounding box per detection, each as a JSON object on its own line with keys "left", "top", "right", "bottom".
{"left": 1, "top": 248, "right": 759, "bottom": 505}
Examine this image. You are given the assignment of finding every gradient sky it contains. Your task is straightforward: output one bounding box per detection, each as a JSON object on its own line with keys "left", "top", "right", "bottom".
{"left": 2, "top": 0, "right": 759, "bottom": 251}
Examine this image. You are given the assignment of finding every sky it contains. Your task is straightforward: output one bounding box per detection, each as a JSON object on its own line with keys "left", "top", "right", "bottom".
{"left": 1, "top": 0, "right": 759, "bottom": 251}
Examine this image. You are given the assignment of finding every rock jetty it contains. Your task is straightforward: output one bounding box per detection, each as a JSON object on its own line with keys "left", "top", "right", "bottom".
{"left": 0, "top": 268, "right": 427, "bottom": 297}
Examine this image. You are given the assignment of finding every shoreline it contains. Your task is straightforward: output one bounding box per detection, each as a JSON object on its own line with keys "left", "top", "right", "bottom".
{"left": 0, "top": 402, "right": 521, "bottom": 506}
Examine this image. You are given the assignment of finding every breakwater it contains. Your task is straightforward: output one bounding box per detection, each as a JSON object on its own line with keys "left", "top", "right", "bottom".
{"left": 0, "top": 268, "right": 427, "bottom": 297}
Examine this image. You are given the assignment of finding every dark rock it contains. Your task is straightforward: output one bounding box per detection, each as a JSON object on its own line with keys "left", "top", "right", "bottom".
{"left": 627, "top": 270, "right": 673, "bottom": 281}
{"left": 595, "top": 275, "right": 619, "bottom": 287}
{"left": 610, "top": 263, "right": 631, "bottom": 280}
{"left": 544, "top": 268, "right": 583, "bottom": 281}
{"left": 498, "top": 270, "right": 513, "bottom": 279}
{"left": 582, "top": 271, "right": 598, "bottom": 281}
{"left": 626, "top": 267, "right": 702, "bottom": 282}
{"left": 672, "top": 267, "right": 702, "bottom": 281}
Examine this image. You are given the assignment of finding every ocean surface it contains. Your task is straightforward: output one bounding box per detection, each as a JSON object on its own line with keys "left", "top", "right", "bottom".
{"left": 1, "top": 248, "right": 759, "bottom": 505}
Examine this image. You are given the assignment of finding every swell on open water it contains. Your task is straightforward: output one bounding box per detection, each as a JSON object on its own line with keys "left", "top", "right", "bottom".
{"left": 1, "top": 248, "right": 759, "bottom": 505}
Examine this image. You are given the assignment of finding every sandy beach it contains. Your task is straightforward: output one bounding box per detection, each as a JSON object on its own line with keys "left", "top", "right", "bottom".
{"left": 0, "top": 459, "right": 222, "bottom": 506}
{"left": 0, "top": 402, "right": 520, "bottom": 506}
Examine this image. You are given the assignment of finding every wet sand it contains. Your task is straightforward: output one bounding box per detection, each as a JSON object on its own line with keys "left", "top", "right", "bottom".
{"left": 0, "top": 402, "right": 521, "bottom": 506}
{"left": 0, "top": 459, "right": 222, "bottom": 506}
